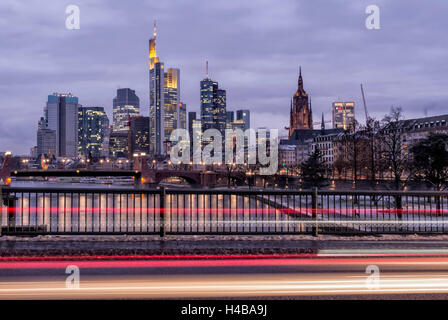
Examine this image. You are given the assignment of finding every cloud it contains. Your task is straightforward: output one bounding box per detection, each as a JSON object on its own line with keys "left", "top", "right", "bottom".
{"left": 0, "top": 0, "right": 447, "bottom": 154}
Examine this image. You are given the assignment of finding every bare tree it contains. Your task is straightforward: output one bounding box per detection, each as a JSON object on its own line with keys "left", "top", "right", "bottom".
{"left": 379, "top": 107, "right": 412, "bottom": 190}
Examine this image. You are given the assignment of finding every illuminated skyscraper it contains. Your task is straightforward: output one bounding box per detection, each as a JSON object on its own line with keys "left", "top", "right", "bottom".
{"left": 78, "top": 106, "right": 109, "bottom": 158}
{"left": 200, "top": 61, "right": 226, "bottom": 135}
{"left": 164, "top": 68, "right": 180, "bottom": 140}
{"left": 112, "top": 88, "right": 140, "bottom": 132}
{"left": 215, "top": 89, "right": 227, "bottom": 135}
{"left": 188, "top": 112, "right": 197, "bottom": 156}
{"left": 130, "top": 116, "right": 150, "bottom": 154}
{"left": 149, "top": 21, "right": 165, "bottom": 156}
{"left": 332, "top": 102, "right": 355, "bottom": 130}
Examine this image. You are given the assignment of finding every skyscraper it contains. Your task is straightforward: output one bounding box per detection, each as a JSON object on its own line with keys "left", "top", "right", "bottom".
{"left": 289, "top": 67, "right": 313, "bottom": 137}
{"left": 78, "top": 106, "right": 109, "bottom": 158}
{"left": 236, "top": 109, "right": 250, "bottom": 131}
{"left": 112, "top": 88, "right": 140, "bottom": 132}
{"left": 109, "top": 131, "right": 129, "bottom": 159}
{"left": 188, "top": 111, "right": 197, "bottom": 157}
{"left": 215, "top": 89, "right": 227, "bottom": 135}
{"left": 332, "top": 102, "right": 355, "bottom": 130}
{"left": 45, "top": 93, "right": 80, "bottom": 157}
{"left": 129, "top": 116, "right": 150, "bottom": 154}
{"left": 200, "top": 62, "right": 227, "bottom": 135}
{"left": 164, "top": 68, "right": 180, "bottom": 140}
{"left": 149, "top": 22, "right": 166, "bottom": 156}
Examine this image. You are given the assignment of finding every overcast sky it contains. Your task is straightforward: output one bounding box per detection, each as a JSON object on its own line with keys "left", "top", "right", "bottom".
{"left": 1, "top": 0, "right": 447, "bottom": 154}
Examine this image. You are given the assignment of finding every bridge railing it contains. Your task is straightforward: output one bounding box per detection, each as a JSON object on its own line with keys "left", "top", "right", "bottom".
{"left": 1, "top": 186, "right": 448, "bottom": 236}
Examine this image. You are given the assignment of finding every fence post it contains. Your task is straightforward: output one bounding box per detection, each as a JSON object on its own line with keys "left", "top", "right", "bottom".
{"left": 395, "top": 194, "right": 402, "bottom": 220}
{"left": 1, "top": 191, "right": 16, "bottom": 233}
{"left": 312, "top": 187, "right": 319, "bottom": 237}
{"left": 159, "top": 187, "right": 166, "bottom": 237}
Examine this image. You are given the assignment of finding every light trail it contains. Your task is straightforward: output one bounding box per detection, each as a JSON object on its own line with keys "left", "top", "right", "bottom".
{"left": 2, "top": 273, "right": 448, "bottom": 299}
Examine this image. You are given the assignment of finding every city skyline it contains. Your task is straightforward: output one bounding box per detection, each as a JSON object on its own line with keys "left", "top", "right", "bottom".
{"left": 2, "top": 0, "right": 448, "bottom": 154}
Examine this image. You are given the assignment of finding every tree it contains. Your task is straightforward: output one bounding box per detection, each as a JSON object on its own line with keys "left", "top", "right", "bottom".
{"left": 411, "top": 133, "right": 448, "bottom": 191}
{"left": 300, "top": 147, "right": 327, "bottom": 188}
{"left": 363, "top": 117, "right": 382, "bottom": 183}
{"left": 379, "top": 107, "right": 411, "bottom": 190}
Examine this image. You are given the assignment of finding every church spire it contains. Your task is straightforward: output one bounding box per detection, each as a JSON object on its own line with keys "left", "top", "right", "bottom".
{"left": 298, "top": 66, "right": 303, "bottom": 91}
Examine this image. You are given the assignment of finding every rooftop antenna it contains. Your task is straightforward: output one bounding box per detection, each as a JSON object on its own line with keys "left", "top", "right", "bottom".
{"left": 153, "top": 20, "right": 157, "bottom": 38}
{"left": 206, "top": 60, "right": 209, "bottom": 78}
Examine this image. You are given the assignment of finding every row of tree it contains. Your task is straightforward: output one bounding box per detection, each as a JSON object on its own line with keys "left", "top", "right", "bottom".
{"left": 301, "top": 107, "right": 448, "bottom": 191}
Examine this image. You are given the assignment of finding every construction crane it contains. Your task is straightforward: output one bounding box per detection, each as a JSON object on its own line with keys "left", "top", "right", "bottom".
{"left": 360, "top": 83, "right": 369, "bottom": 123}
{"left": 312, "top": 120, "right": 331, "bottom": 126}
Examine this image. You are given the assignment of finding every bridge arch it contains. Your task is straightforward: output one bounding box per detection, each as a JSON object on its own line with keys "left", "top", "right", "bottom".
{"left": 154, "top": 172, "right": 201, "bottom": 186}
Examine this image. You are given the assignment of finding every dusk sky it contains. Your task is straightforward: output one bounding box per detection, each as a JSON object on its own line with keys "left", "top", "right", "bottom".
{"left": 1, "top": 0, "right": 447, "bottom": 154}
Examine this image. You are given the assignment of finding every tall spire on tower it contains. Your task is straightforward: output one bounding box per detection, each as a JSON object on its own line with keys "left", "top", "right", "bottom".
{"left": 298, "top": 66, "right": 303, "bottom": 91}
{"left": 153, "top": 20, "right": 157, "bottom": 39}
{"left": 206, "top": 60, "right": 209, "bottom": 78}
{"left": 149, "top": 19, "right": 158, "bottom": 64}
{"left": 321, "top": 112, "right": 325, "bottom": 130}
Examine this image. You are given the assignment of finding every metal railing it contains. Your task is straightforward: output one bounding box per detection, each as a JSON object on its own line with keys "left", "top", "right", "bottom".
{"left": 1, "top": 186, "right": 448, "bottom": 236}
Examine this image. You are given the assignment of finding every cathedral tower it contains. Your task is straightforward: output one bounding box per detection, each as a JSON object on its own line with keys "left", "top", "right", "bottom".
{"left": 289, "top": 67, "right": 313, "bottom": 137}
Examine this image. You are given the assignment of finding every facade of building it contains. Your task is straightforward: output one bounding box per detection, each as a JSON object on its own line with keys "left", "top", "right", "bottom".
{"left": 45, "top": 93, "right": 80, "bottom": 157}
{"left": 164, "top": 68, "right": 180, "bottom": 141}
{"left": 112, "top": 88, "right": 140, "bottom": 132}
{"left": 281, "top": 127, "right": 344, "bottom": 165}
{"left": 236, "top": 109, "right": 250, "bottom": 131}
{"left": 278, "top": 144, "right": 297, "bottom": 167}
{"left": 78, "top": 106, "right": 109, "bottom": 158}
{"left": 289, "top": 68, "right": 313, "bottom": 137}
{"left": 36, "top": 117, "right": 56, "bottom": 157}
{"left": 401, "top": 114, "right": 448, "bottom": 147}
{"left": 215, "top": 89, "right": 227, "bottom": 135}
{"left": 332, "top": 102, "right": 355, "bottom": 130}
{"left": 310, "top": 132, "right": 342, "bottom": 168}
{"left": 129, "top": 116, "right": 150, "bottom": 154}
{"left": 109, "top": 131, "right": 129, "bottom": 159}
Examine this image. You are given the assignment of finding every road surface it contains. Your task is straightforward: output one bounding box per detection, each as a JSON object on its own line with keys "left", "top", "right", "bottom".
{"left": 2, "top": 252, "right": 448, "bottom": 299}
